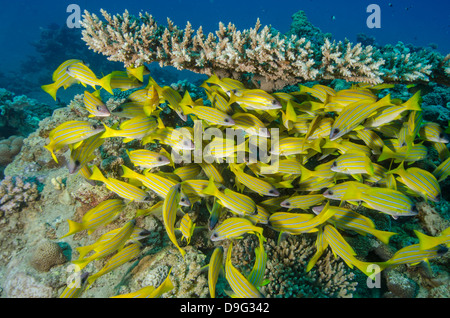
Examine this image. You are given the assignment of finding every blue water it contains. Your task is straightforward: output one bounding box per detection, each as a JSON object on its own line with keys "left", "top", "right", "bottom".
{"left": 1, "top": 0, "right": 448, "bottom": 74}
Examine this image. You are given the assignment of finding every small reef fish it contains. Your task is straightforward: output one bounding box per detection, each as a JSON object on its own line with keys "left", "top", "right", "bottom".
{"left": 163, "top": 184, "right": 186, "bottom": 258}
{"left": 174, "top": 164, "right": 202, "bottom": 182}
{"left": 178, "top": 213, "right": 195, "bottom": 245}
{"left": 66, "top": 62, "right": 114, "bottom": 94}
{"left": 126, "top": 65, "right": 150, "bottom": 82}
{"left": 101, "top": 116, "right": 159, "bottom": 142}
{"left": 41, "top": 59, "right": 83, "bottom": 100}
{"left": 126, "top": 149, "right": 171, "bottom": 169}
{"left": 230, "top": 163, "right": 280, "bottom": 197}
{"left": 229, "top": 89, "right": 282, "bottom": 111}
{"left": 381, "top": 243, "right": 449, "bottom": 268}
{"left": 90, "top": 166, "right": 152, "bottom": 202}
{"left": 83, "top": 90, "right": 111, "bottom": 117}
{"left": 432, "top": 156, "right": 450, "bottom": 182}
{"left": 419, "top": 122, "right": 449, "bottom": 143}
{"left": 60, "top": 199, "right": 125, "bottom": 238}
{"left": 207, "top": 246, "right": 224, "bottom": 298}
{"left": 109, "top": 71, "right": 143, "bottom": 90}
{"left": 246, "top": 235, "right": 269, "bottom": 289}
{"left": 225, "top": 242, "right": 264, "bottom": 298}
{"left": 72, "top": 219, "right": 136, "bottom": 270}
{"left": 112, "top": 268, "right": 174, "bottom": 298}
{"left": 231, "top": 112, "right": 270, "bottom": 137}
{"left": 280, "top": 194, "right": 325, "bottom": 210}
{"left": 210, "top": 217, "right": 264, "bottom": 241}
{"left": 67, "top": 133, "right": 105, "bottom": 174}
{"left": 330, "top": 151, "right": 375, "bottom": 180}
{"left": 45, "top": 120, "right": 105, "bottom": 163}
{"left": 86, "top": 242, "right": 142, "bottom": 287}
{"left": 202, "top": 178, "right": 257, "bottom": 216}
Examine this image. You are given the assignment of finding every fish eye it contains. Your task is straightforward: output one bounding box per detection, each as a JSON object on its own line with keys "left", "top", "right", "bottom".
{"left": 284, "top": 201, "right": 290, "bottom": 206}
{"left": 224, "top": 118, "right": 229, "bottom": 123}
{"left": 327, "top": 190, "right": 334, "bottom": 196}
{"left": 331, "top": 161, "right": 337, "bottom": 167}
{"left": 411, "top": 205, "right": 418, "bottom": 213}
{"left": 75, "top": 160, "right": 80, "bottom": 166}
{"left": 332, "top": 128, "right": 340, "bottom": 135}
{"left": 269, "top": 189, "right": 274, "bottom": 194}
{"left": 211, "top": 232, "right": 218, "bottom": 238}
{"left": 157, "top": 156, "right": 163, "bottom": 162}
{"left": 116, "top": 106, "right": 123, "bottom": 112}
{"left": 91, "top": 124, "right": 100, "bottom": 130}
{"left": 96, "top": 105, "right": 102, "bottom": 111}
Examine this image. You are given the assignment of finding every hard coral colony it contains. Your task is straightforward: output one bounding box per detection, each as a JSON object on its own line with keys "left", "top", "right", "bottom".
{"left": 39, "top": 9, "right": 450, "bottom": 298}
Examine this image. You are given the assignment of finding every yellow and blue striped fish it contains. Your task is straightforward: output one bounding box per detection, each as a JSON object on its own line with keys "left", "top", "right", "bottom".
{"left": 179, "top": 213, "right": 195, "bottom": 245}
{"left": 45, "top": 120, "right": 105, "bottom": 163}
{"left": 112, "top": 268, "right": 174, "bottom": 298}
{"left": 126, "top": 65, "right": 150, "bottom": 82}
{"left": 121, "top": 165, "right": 190, "bottom": 206}
{"left": 66, "top": 62, "right": 113, "bottom": 94}
{"left": 298, "top": 84, "right": 336, "bottom": 103}
{"left": 326, "top": 88, "right": 377, "bottom": 109}
{"left": 329, "top": 96, "right": 391, "bottom": 141}
{"left": 433, "top": 157, "right": 450, "bottom": 182}
{"left": 323, "top": 224, "right": 385, "bottom": 277}
{"left": 101, "top": 116, "right": 158, "bottom": 142}
{"left": 230, "top": 89, "right": 282, "bottom": 111}
{"left": 174, "top": 164, "right": 202, "bottom": 181}
{"left": 420, "top": 122, "right": 449, "bottom": 143}
{"left": 330, "top": 151, "right": 374, "bottom": 179}
{"left": 312, "top": 205, "right": 397, "bottom": 245}
{"left": 382, "top": 243, "right": 448, "bottom": 267}
{"left": 41, "top": 59, "right": 82, "bottom": 100}
{"left": 280, "top": 194, "right": 325, "bottom": 210}
{"left": 230, "top": 163, "right": 280, "bottom": 197}
{"left": 60, "top": 199, "right": 124, "bottom": 238}
{"left": 59, "top": 272, "right": 89, "bottom": 298}
{"left": 109, "top": 71, "right": 143, "bottom": 90}
{"left": 68, "top": 132, "right": 104, "bottom": 174}
{"left": 245, "top": 204, "right": 271, "bottom": 225}
{"left": 389, "top": 162, "right": 441, "bottom": 202}
{"left": 163, "top": 184, "right": 186, "bottom": 257}
{"left": 203, "top": 74, "right": 246, "bottom": 96}
{"left": 127, "top": 148, "right": 171, "bottom": 169}
{"left": 225, "top": 242, "right": 264, "bottom": 298}
{"left": 90, "top": 166, "right": 152, "bottom": 202}
{"left": 246, "top": 235, "right": 268, "bottom": 289}
{"left": 159, "top": 86, "right": 187, "bottom": 122}
{"left": 268, "top": 202, "right": 335, "bottom": 235}
{"left": 231, "top": 112, "right": 270, "bottom": 137}
{"left": 378, "top": 141, "right": 428, "bottom": 163}
{"left": 112, "top": 101, "right": 147, "bottom": 118}
{"left": 210, "top": 217, "right": 264, "bottom": 241}
{"left": 87, "top": 242, "right": 142, "bottom": 287}
{"left": 202, "top": 178, "right": 257, "bottom": 216}
{"left": 207, "top": 246, "right": 224, "bottom": 298}
{"left": 143, "top": 127, "right": 194, "bottom": 150}
{"left": 199, "top": 162, "right": 224, "bottom": 184}
{"left": 72, "top": 219, "right": 136, "bottom": 270}
{"left": 306, "top": 227, "right": 328, "bottom": 272}
{"left": 83, "top": 90, "right": 111, "bottom": 117}
{"left": 322, "top": 181, "right": 370, "bottom": 201}
{"left": 209, "top": 89, "right": 233, "bottom": 114}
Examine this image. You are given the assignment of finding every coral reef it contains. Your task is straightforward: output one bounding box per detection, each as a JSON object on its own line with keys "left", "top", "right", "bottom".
{"left": 0, "top": 176, "right": 40, "bottom": 216}
{"left": 29, "top": 240, "right": 68, "bottom": 272}
{"left": 81, "top": 9, "right": 450, "bottom": 91}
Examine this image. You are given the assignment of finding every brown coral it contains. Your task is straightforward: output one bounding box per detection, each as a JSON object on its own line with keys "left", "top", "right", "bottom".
{"left": 29, "top": 240, "right": 67, "bottom": 272}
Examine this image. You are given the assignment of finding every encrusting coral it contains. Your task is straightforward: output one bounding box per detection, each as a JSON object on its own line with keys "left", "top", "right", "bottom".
{"left": 81, "top": 9, "right": 450, "bottom": 91}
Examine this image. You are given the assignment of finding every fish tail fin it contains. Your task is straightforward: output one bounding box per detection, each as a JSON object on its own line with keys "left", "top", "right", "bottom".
{"left": 377, "top": 145, "right": 395, "bottom": 162}
{"left": 202, "top": 177, "right": 219, "bottom": 197}
{"left": 121, "top": 165, "right": 140, "bottom": 180}
{"left": 89, "top": 165, "right": 107, "bottom": 183}
{"left": 99, "top": 73, "right": 114, "bottom": 95}
{"left": 127, "top": 66, "right": 145, "bottom": 82}
{"left": 41, "top": 83, "right": 58, "bottom": 100}
{"left": 60, "top": 220, "right": 84, "bottom": 239}
{"left": 44, "top": 143, "right": 59, "bottom": 164}
{"left": 414, "top": 230, "right": 438, "bottom": 250}
{"left": 71, "top": 259, "right": 91, "bottom": 271}
{"left": 370, "top": 229, "right": 398, "bottom": 245}
{"left": 75, "top": 246, "right": 93, "bottom": 260}
{"left": 402, "top": 91, "right": 422, "bottom": 111}
{"left": 388, "top": 161, "right": 405, "bottom": 175}
{"left": 100, "top": 123, "right": 118, "bottom": 139}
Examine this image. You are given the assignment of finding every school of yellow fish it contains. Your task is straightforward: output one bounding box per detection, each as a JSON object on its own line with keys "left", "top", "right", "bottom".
{"left": 43, "top": 60, "right": 450, "bottom": 298}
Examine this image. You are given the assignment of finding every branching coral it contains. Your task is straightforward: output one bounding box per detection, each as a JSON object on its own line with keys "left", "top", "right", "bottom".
{"left": 81, "top": 9, "right": 450, "bottom": 91}
{"left": 0, "top": 176, "right": 40, "bottom": 215}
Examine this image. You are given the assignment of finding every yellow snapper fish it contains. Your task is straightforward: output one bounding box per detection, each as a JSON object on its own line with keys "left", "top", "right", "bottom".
{"left": 112, "top": 268, "right": 174, "bottom": 298}
{"left": 322, "top": 181, "right": 371, "bottom": 201}
{"left": 245, "top": 204, "right": 271, "bottom": 225}
{"left": 109, "top": 71, "right": 143, "bottom": 91}
{"left": 268, "top": 202, "right": 336, "bottom": 235}
{"left": 432, "top": 156, "right": 450, "bottom": 182}
{"left": 59, "top": 272, "right": 89, "bottom": 298}
{"left": 225, "top": 242, "right": 264, "bottom": 298}
{"left": 177, "top": 213, "right": 196, "bottom": 245}
{"left": 163, "top": 183, "right": 186, "bottom": 258}
{"left": 298, "top": 84, "right": 336, "bottom": 103}
{"left": 173, "top": 164, "right": 202, "bottom": 182}
{"left": 199, "top": 162, "right": 225, "bottom": 184}
{"left": 231, "top": 112, "right": 270, "bottom": 137}
{"left": 86, "top": 242, "right": 142, "bottom": 288}
{"left": 111, "top": 101, "right": 147, "bottom": 118}
{"left": 323, "top": 224, "right": 387, "bottom": 277}
{"left": 126, "top": 148, "right": 171, "bottom": 169}
{"left": 67, "top": 132, "right": 105, "bottom": 174}
{"left": 208, "top": 89, "right": 233, "bottom": 114}
{"left": 330, "top": 151, "right": 374, "bottom": 180}
{"left": 72, "top": 219, "right": 136, "bottom": 270}
{"left": 206, "top": 246, "right": 224, "bottom": 298}
{"left": 380, "top": 242, "right": 448, "bottom": 268}
{"left": 229, "top": 163, "right": 280, "bottom": 197}
{"left": 206, "top": 197, "right": 223, "bottom": 230}
{"left": 389, "top": 162, "right": 441, "bottom": 202}
{"left": 101, "top": 115, "right": 159, "bottom": 143}
{"left": 142, "top": 127, "right": 194, "bottom": 150}
{"left": 246, "top": 235, "right": 269, "bottom": 289}
{"left": 377, "top": 141, "right": 428, "bottom": 163}
{"left": 202, "top": 177, "right": 257, "bottom": 216}
{"left": 420, "top": 122, "right": 449, "bottom": 143}
{"left": 344, "top": 185, "right": 418, "bottom": 219}
{"left": 159, "top": 86, "right": 188, "bottom": 121}
{"left": 60, "top": 199, "right": 124, "bottom": 238}
{"left": 229, "top": 89, "right": 282, "bottom": 111}
{"left": 179, "top": 91, "right": 235, "bottom": 126}
{"left": 83, "top": 90, "right": 111, "bottom": 117}
{"left": 90, "top": 165, "right": 152, "bottom": 202}
{"left": 121, "top": 166, "right": 191, "bottom": 206}
{"left": 41, "top": 59, "right": 83, "bottom": 100}
{"left": 210, "top": 217, "right": 264, "bottom": 241}
{"left": 414, "top": 227, "right": 450, "bottom": 250}
{"left": 203, "top": 74, "right": 246, "bottom": 96}
{"left": 280, "top": 194, "right": 325, "bottom": 210}
{"left": 136, "top": 201, "right": 163, "bottom": 218}
{"left": 65, "top": 62, "right": 114, "bottom": 94}
{"left": 329, "top": 95, "right": 392, "bottom": 141}
{"left": 126, "top": 65, "right": 150, "bottom": 82}
{"left": 325, "top": 88, "right": 377, "bottom": 108}
{"left": 44, "top": 120, "right": 105, "bottom": 163}
{"left": 312, "top": 205, "right": 397, "bottom": 245}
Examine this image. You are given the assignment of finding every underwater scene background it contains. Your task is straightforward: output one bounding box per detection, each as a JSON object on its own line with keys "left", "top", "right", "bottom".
{"left": 0, "top": 0, "right": 449, "bottom": 300}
